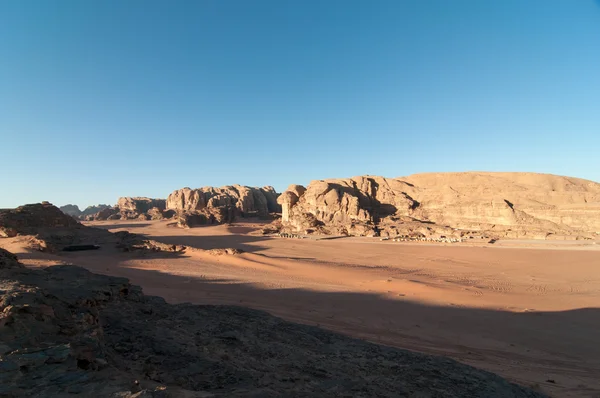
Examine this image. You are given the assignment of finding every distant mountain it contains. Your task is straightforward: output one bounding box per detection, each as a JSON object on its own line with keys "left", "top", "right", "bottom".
{"left": 59, "top": 204, "right": 82, "bottom": 217}
{"left": 59, "top": 204, "right": 111, "bottom": 219}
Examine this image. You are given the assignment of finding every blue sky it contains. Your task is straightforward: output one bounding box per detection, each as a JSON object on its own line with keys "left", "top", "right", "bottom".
{"left": 1, "top": 1, "right": 599, "bottom": 208}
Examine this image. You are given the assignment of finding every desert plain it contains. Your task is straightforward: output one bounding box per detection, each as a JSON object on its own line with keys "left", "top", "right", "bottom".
{"left": 3, "top": 218, "right": 599, "bottom": 397}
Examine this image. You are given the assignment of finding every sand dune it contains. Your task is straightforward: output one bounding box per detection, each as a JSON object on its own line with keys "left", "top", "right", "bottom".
{"left": 3, "top": 219, "right": 600, "bottom": 397}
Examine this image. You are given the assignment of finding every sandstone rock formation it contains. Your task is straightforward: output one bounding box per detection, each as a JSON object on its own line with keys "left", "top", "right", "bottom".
{"left": 167, "top": 185, "right": 281, "bottom": 227}
{"left": 81, "top": 204, "right": 111, "bottom": 218}
{"left": 117, "top": 197, "right": 166, "bottom": 215}
{"left": 176, "top": 207, "right": 234, "bottom": 228}
{"left": 82, "top": 199, "right": 171, "bottom": 221}
{"left": 278, "top": 173, "right": 600, "bottom": 239}
{"left": 1, "top": 202, "right": 82, "bottom": 236}
{"left": 116, "top": 197, "right": 166, "bottom": 220}
{"left": 85, "top": 206, "right": 120, "bottom": 221}
{"left": 0, "top": 248, "right": 543, "bottom": 397}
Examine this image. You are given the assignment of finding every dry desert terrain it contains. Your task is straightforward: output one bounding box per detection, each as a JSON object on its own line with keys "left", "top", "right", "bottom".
{"left": 3, "top": 219, "right": 600, "bottom": 397}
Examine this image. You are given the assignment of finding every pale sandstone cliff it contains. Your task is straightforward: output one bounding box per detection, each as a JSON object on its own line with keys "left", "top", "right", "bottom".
{"left": 278, "top": 173, "right": 600, "bottom": 239}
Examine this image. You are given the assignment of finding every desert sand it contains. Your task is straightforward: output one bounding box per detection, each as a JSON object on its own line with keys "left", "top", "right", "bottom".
{"left": 3, "top": 219, "right": 600, "bottom": 397}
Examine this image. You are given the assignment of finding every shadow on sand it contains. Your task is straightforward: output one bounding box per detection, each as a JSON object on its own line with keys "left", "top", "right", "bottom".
{"left": 61, "top": 252, "right": 600, "bottom": 398}
{"left": 90, "top": 222, "right": 154, "bottom": 229}
{"left": 131, "top": 233, "right": 275, "bottom": 254}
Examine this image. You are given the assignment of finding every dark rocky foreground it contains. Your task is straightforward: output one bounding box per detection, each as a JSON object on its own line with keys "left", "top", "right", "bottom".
{"left": 0, "top": 249, "right": 544, "bottom": 397}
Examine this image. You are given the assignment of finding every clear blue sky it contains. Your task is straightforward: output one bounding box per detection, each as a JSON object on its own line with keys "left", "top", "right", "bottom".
{"left": 1, "top": 1, "right": 599, "bottom": 208}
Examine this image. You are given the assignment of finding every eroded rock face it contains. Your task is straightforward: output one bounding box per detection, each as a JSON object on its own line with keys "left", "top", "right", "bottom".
{"left": 146, "top": 207, "right": 175, "bottom": 220}
{"left": 176, "top": 207, "right": 234, "bottom": 228}
{"left": 280, "top": 176, "right": 419, "bottom": 235}
{"left": 402, "top": 172, "right": 600, "bottom": 236}
{"left": 0, "top": 249, "right": 544, "bottom": 397}
{"left": 83, "top": 199, "right": 169, "bottom": 221}
{"left": 117, "top": 197, "right": 166, "bottom": 219}
{"left": 280, "top": 173, "right": 600, "bottom": 239}
{"left": 81, "top": 204, "right": 111, "bottom": 218}
{"left": 85, "top": 207, "right": 120, "bottom": 221}
{"left": 167, "top": 185, "right": 281, "bottom": 227}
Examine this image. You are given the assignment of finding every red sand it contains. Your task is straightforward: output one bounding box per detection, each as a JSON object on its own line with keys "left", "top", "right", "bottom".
{"left": 3, "top": 219, "right": 600, "bottom": 397}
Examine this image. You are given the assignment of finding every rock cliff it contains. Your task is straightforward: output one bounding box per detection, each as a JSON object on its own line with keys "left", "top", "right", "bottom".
{"left": 117, "top": 197, "right": 166, "bottom": 219}
{"left": 167, "top": 185, "right": 280, "bottom": 227}
{"left": 81, "top": 204, "right": 111, "bottom": 217}
{"left": 0, "top": 248, "right": 543, "bottom": 397}
{"left": 81, "top": 199, "right": 171, "bottom": 221}
{"left": 279, "top": 173, "right": 600, "bottom": 239}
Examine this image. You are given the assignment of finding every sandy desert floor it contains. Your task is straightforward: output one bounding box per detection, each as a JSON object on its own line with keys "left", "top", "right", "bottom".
{"left": 2, "top": 219, "right": 600, "bottom": 397}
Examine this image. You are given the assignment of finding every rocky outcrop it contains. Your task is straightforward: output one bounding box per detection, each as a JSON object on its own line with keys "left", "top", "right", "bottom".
{"left": 117, "top": 197, "right": 166, "bottom": 213}
{"left": 167, "top": 185, "right": 281, "bottom": 227}
{"left": 146, "top": 207, "right": 175, "bottom": 220}
{"left": 279, "top": 176, "right": 423, "bottom": 236}
{"left": 83, "top": 199, "right": 171, "bottom": 222}
{"left": 0, "top": 248, "right": 543, "bottom": 397}
{"left": 81, "top": 204, "right": 111, "bottom": 218}
{"left": 84, "top": 206, "right": 120, "bottom": 221}
{"left": 279, "top": 173, "right": 600, "bottom": 239}
{"left": 0, "top": 203, "right": 119, "bottom": 251}
{"left": 117, "top": 197, "right": 166, "bottom": 219}
{"left": 176, "top": 207, "right": 233, "bottom": 228}
{"left": 0, "top": 202, "right": 82, "bottom": 236}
